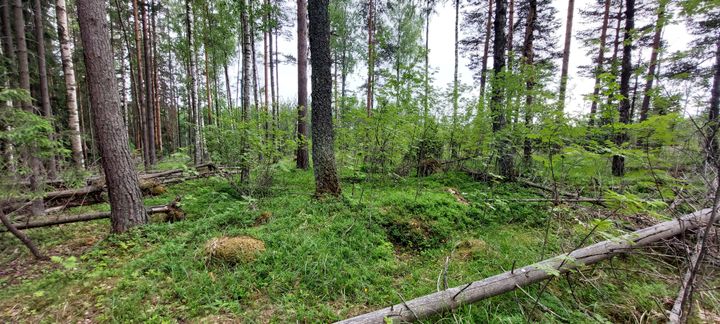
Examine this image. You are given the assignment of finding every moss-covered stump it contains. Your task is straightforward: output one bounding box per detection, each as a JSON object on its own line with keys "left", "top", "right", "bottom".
{"left": 204, "top": 236, "right": 266, "bottom": 264}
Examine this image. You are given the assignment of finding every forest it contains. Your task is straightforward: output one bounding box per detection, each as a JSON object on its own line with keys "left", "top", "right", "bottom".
{"left": 0, "top": 0, "right": 719, "bottom": 322}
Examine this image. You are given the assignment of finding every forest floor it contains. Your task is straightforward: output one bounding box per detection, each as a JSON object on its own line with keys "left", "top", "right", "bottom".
{"left": 1, "top": 159, "right": 719, "bottom": 322}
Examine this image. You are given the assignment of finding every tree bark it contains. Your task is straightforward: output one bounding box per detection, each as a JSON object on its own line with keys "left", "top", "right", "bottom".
{"left": 240, "top": 0, "right": 251, "bottom": 182}
{"left": 33, "top": 0, "right": 57, "bottom": 179}
{"left": 612, "top": 0, "right": 634, "bottom": 177}
{"left": 1, "top": 0, "right": 17, "bottom": 174}
{"left": 450, "top": 0, "right": 460, "bottom": 158}
{"left": 76, "top": 0, "right": 147, "bottom": 233}
{"left": 132, "top": 0, "right": 149, "bottom": 167}
{"left": 491, "top": 0, "right": 514, "bottom": 180}
{"left": 639, "top": 0, "right": 666, "bottom": 122}
{"left": 185, "top": 0, "right": 202, "bottom": 166}
{"left": 706, "top": 39, "right": 720, "bottom": 165}
{"left": 589, "top": 0, "right": 611, "bottom": 126}
{"left": 366, "top": 0, "right": 375, "bottom": 117}
{"left": 13, "top": 0, "right": 45, "bottom": 217}
{"left": 521, "top": 0, "right": 536, "bottom": 166}
{"left": 309, "top": 0, "right": 341, "bottom": 196}
{"left": 296, "top": 0, "right": 309, "bottom": 169}
{"left": 338, "top": 207, "right": 716, "bottom": 323}
{"left": 141, "top": 0, "right": 156, "bottom": 167}
{"left": 558, "top": 0, "right": 575, "bottom": 111}
{"left": 479, "top": 0, "right": 493, "bottom": 98}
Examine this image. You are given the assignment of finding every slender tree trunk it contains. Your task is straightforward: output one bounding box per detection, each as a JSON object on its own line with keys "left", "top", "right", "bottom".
{"left": 76, "top": 0, "right": 147, "bottom": 233}
{"left": 450, "top": 0, "right": 460, "bottom": 158}
{"left": 132, "top": 0, "right": 148, "bottom": 167}
{"left": 13, "top": 0, "right": 45, "bottom": 216}
{"left": 151, "top": 0, "right": 161, "bottom": 151}
{"left": 185, "top": 0, "right": 201, "bottom": 165}
{"left": 224, "top": 59, "right": 232, "bottom": 107}
{"left": 589, "top": 0, "right": 611, "bottom": 126}
{"left": 263, "top": 0, "right": 270, "bottom": 131}
{"left": 296, "top": 0, "right": 309, "bottom": 169}
{"left": 612, "top": 0, "right": 635, "bottom": 177}
{"left": 706, "top": 39, "right": 720, "bottom": 165}
{"left": 141, "top": 0, "right": 156, "bottom": 166}
{"left": 522, "top": 0, "right": 536, "bottom": 166}
{"left": 251, "top": 1, "right": 259, "bottom": 112}
{"left": 240, "top": 0, "right": 252, "bottom": 181}
{"left": 604, "top": 0, "right": 623, "bottom": 117}
{"left": 0, "top": 209, "right": 47, "bottom": 259}
{"left": 423, "top": 3, "right": 430, "bottom": 118}
{"left": 639, "top": 0, "right": 666, "bottom": 122}
{"left": 33, "top": 0, "right": 57, "bottom": 179}
{"left": 492, "top": 0, "right": 514, "bottom": 180}
{"left": 366, "top": 0, "right": 375, "bottom": 117}
{"left": 479, "top": 0, "right": 493, "bottom": 98}
{"left": 558, "top": 0, "right": 575, "bottom": 111}
{"left": 1, "top": 0, "right": 17, "bottom": 174}
{"left": 309, "top": 0, "right": 341, "bottom": 196}
{"left": 506, "top": 0, "right": 514, "bottom": 55}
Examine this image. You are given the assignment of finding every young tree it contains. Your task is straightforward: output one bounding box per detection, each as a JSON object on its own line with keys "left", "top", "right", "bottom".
{"left": 558, "top": 0, "right": 575, "bottom": 111}
{"left": 308, "top": 0, "right": 341, "bottom": 196}
{"left": 76, "top": 0, "right": 147, "bottom": 233}
{"left": 55, "top": 0, "right": 85, "bottom": 169}
{"left": 296, "top": 0, "right": 309, "bottom": 169}
{"left": 612, "top": 0, "right": 634, "bottom": 177}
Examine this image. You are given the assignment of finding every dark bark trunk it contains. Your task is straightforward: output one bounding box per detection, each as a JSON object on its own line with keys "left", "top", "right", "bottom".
{"left": 522, "top": 0, "right": 536, "bottom": 166}
{"left": 558, "top": 0, "right": 575, "bottom": 111}
{"left": 639, "top": 0, "right": 666, "bottom": 122}
{"left": 296, "top": 0, "right": 309, "bottom": 169}
{"left": 33, "top": 0, "right": 57, "bottom": 179}
{"left": 479, "top": 0, "right": 493, "bottom": 97}
{"left": 308, "top": 0, "right": 341, "bottom": 196}
{"left": 13, "top": 0, "right": 45, "bottom": 216}
{"left": 76, "top": 0, "right": 148, "bottom": 233}
{"left": 240, "top": 0, "right": 251, "bottom": 182}
{"left": 491, "top": 0, "right": 514, "bottom": 180}
{"left": 612, "top": 0, "right": 635, "bottom": 177}
{"left": 141, "top": 0, "right": 156, "bottom": 166}
{"left": 706, "top": 39, "right": 720, "bottom": 165}
{"left": 589, "top": 0, "right": 611, "bottom": 126}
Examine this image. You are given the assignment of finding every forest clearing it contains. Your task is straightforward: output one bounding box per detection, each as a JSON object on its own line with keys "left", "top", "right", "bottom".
{"left": 1, "top": 0, "right": 719, "bottom": 322}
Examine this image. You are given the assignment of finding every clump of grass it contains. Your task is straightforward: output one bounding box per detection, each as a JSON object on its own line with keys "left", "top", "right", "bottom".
{"left": 204, "top": 236, "right": 266, "bottom": 264}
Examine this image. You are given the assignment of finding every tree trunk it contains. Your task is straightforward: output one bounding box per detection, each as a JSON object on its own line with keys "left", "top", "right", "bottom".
{"left": 589, "top": 0, "right": 611, "bottom": 126}
{"left": 558, "top": 0, "right": 575, "bottom": 111}
{"left": 604, "top": 0, "right": 624, "bottom": 118}
{"left": 33, "top": 0, "right": 57, "bottom": 179}
{"left": 76, "top": 0, "right": 147, "bottom": 233}
{"left": 612, "top": 0, "right": 635, "bottom": 177}
{"left": 366, "top": 0, "right": 375, "bottom": 117}
{"left": 296, "top": 0, "right": 309, "bottom": 170}
{"left": 338, "top": 207, "right": 716, "bottom": 323}
{"left": 308, "top": 0, "right": 341, "bottom": 196}
{"left": 423, "top": 4, "right": 430, "bottom": 118}
{"left": 185, "top": 0, "right": 201, "bottom": 165}
{"left": 522, "top": 0, "right": 536, "bottom": 166}
{"left": 639, "top": 0, "right": 666, "bottom": 122}
{"left": 0, "top": 208, "right": 47, "bottom": 259}
{"left": 706, "top": 39, "right": 720, "bottom": 165}
{"left": 2, "top": 0, "right": 17, "bottom": 174}
{"left": 132, "top": 0, "right": 148, "bottom": 167}
{"left": 491, "top": 0, "right": 514, "bottom": 180}
{"left": 240, "top": 0, "right": 251, "bottom": 182}
{"left": 506, "top": 0, "right": 514, "bottom": 54}
{"left": 141, "top": 0, "right": 156, "bottom": 167}
{"left": 13, "top": 0, "right": 45, "bottom": 217}
{"left": 450, "top": 0, "right": 460, "bottom": 159}
{"left": 479, "top": 0, "right": 493, "bottom": 98}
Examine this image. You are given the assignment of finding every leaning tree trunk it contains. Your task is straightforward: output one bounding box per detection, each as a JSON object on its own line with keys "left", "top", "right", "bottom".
{"left": 588, "top": 0, "right": 611, "bottom": 126}
{"left": 76, "top": 0, "right": 147, "bottom": 233}
{"left": 557, "top": 0, "right": 575, "bottom": 112}
{"left": 13, "top": 0, "right": 45, "bottom": 217}
{"left": 0, "top": 208, "right": 47, "bottom": 260}
{"left": 612, "top": 0, "right": 635, "bottom": 177}
{"left": 33, "top": 0, "right": 57, "bottom": 179}
{"left": 339, "top": 208, "right": 716, "bottom": 323}
{"left": 639, "top": 0, "right": 666, "bottom": 122}
{"left": 296, "top": 0, "right": 309, "bottom": 170}
{"left": 308, "top": 0, "right": 341, "bottom": 196}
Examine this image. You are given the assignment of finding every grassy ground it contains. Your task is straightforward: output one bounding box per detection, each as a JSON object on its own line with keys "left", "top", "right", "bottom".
{"left": 0, "top": 163, "right": 717, "bottom": 323}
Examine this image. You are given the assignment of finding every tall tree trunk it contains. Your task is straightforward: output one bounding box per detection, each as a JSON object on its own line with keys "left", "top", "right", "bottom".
{"left": 639, "top": 0, "right": 666, "bottom": 122}
{"left": 296, "top": 0, "right": 309, "bottom": 169}
{"left": 141, "top": 0, "right": 156, "bottom": 166}
{"left": 151, "top": 0, "right": 161, "bottom": 151}
{"left": 479, "top": 0, "right": 493, "bottom": 98}
{"left": 269, "top": 5, "right": 277, "bottom": 138}
{"left": 558, "top": 0, "right": 575, "bottom": 111}
{"left": 76, "top": 0, "right": 147, "bottom": 233}
{"left": 263, "top": 0, "right": 270, "bottom": 131}
{"left": 506, "top": 0, "right": 514, "bottom": 54}
{"left": 132, "top": 0, "right": 148, "bottom": 167}
{"left": 589, "top": 0, "right": 611, "bottom": 126}
{"left": 366, "top": 0, "right": 375, "bottom": 117}
{"left": 240, "top": 0, "right": 252, "bottom": 181}
{"left": 251, "top": 1, "right": 259, "bottom": 112}
{"left": 612, "top": 0, "right": 634, "bottom": 177}
{"left": 224, "top": 58, "right": 232, "bottom": 107}
{"left": 13, "top": 0, "right": 45, "bottom": 216}
{"left": 423, "top": 3, "right": 431, "bottom": 118}
{"left": 308, "top": 0, "right": 341, "bottom": 196}
{"left": 33, "top": 0, "right": 57, "bottom": 179}
{"left": 185, "top": 0, "right": 201, "bottom": 165}
{"left": 450, "top": 0, "right": 460, "bottom": 158}
{"left": 604, "top": 0, "right": 623, "bottom": 117}
{"left": 0, "top": 0, "right": 17, "bottom": 174}
{"left": 492, "top": 0, "right": 514, "bottom": 180}
{"left": 522, "top": 0, "right": 536, "bottom": 166}
{"left": 706, "top": 39, "right": 720, "bottom": 165}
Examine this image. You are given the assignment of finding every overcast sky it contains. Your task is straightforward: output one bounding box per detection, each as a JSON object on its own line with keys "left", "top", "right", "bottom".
{"left": 236, "top": 0, "right": 690, "bottom": 117}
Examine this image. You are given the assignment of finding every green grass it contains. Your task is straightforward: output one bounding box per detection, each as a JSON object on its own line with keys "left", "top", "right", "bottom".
{"left": 0, "top": 167, "right": 715, "bottom": 323}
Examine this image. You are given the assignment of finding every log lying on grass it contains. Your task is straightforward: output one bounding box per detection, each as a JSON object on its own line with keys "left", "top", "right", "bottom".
{"left": 1, "top": 198, "right": 184, "bottom": 232}
{"left": 337, "top": 208, "right": 716, "bottom": 323}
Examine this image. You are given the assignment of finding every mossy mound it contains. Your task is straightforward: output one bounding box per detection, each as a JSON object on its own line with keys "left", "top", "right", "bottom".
{"left": 455, "top": 239, "right": 492, "bottom": 260}
{"left": 204, "top": 236, "right": 266, "bottom": 264}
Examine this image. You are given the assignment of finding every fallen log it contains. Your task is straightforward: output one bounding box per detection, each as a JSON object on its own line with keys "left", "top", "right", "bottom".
{"left": 1, "top": 198, "right": 183, "bottom": 232}
{"left": 337, "top": 208, "right": 716, "bottom": 323}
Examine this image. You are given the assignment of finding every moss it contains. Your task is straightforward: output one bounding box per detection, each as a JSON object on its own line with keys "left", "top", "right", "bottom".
{"left": 204, "top": 236, "right": 266, "bottom": 264}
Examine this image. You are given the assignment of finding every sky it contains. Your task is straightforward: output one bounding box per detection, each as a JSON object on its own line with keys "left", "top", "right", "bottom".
{"left": 236, "top": 0, "right": 691, "bottom": 117}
